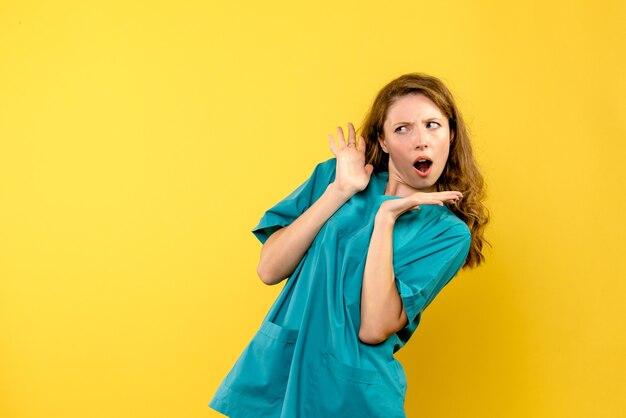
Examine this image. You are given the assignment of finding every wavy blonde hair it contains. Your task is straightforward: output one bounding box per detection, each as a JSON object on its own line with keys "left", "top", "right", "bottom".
{"left": 359, "top": 73, "right": 490, "bottom": 268}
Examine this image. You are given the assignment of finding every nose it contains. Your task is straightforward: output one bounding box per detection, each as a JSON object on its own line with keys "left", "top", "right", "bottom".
{"left": 413, "top": 132, "right": 428, "bottom": 150}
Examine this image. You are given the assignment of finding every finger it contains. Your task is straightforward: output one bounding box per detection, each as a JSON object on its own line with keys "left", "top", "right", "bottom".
{"left": 431, "top": 191, "right": 462, "bottom": 200}
{"left": 357, "top": 135, "right": 366, "bottom": 152}
{"left": 328, "top": 134, "right": 337, "bottom": 155}
{"left": 432, "top": 190, "right": 461, "bottom": 195}
{"left": 347, "top": 123, "right": 356, "bottom": 146}
{"left": 441, "top": 193, "right": 461, "bottom": 201}
{"left": 415, "top": 199, "right": 444, "bottom": 206}
{"left": 337, "top": 126, "right": 346, "bottom": 149}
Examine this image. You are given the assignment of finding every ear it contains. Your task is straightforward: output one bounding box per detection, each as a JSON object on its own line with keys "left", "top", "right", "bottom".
{"left": 450, "top": 130, "right": 455, "bottom": 143}
{"left": 377, "top": 134, "right": 389, "bottom": 153}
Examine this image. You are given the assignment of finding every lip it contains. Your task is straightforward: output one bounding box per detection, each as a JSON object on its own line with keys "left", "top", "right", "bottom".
{"left": 412, "top": 155, "right": 432, "bottom": 165}
{"left": 413, "top": 155, "right": 433, "bottom": 177}
{"left": 414, "top": 165, "right": 432, "bottom": 177}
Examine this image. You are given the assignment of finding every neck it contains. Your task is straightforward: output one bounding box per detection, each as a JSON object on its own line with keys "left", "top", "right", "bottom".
{"left": 383, "top": 173, "right": 436, "bottom": 197}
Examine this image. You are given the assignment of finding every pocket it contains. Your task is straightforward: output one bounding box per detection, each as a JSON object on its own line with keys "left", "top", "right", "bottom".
{"left": 220, "top": 320, "right": 299, "bottom": 406}
{"left": 322, "top": 351, "right": 380, "bottom": 384}
{"left": 307, "top": 352, "right": 406, "bottom": 417}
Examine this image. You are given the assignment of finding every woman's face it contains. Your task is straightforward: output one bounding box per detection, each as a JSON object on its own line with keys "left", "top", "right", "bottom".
{"left": 378, "top": 93, "right": 454, "bottom": 195}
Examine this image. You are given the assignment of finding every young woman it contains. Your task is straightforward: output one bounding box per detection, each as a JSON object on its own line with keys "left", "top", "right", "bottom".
{"left": 209, "top": 73, "right": 489, "bottom": 417}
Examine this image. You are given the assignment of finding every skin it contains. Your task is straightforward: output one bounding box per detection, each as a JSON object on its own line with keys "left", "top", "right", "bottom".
{"left": 359, "top": 93, "right": 461, "bottom": 344}
{"left": 378, "top": 93, "right": 455, "bottom": 196}
{"left": 256, "top": 93, "right": 461, "bottom": 346}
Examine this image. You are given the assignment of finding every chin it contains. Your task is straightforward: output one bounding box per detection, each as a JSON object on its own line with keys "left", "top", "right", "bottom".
{"left": 411, "top": 181, "right": 437, "bottom": 192}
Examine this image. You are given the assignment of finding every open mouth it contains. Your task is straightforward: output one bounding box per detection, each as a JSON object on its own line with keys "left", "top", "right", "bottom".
{"left": 413, "top": 158, "right": 433, "bottom": 176}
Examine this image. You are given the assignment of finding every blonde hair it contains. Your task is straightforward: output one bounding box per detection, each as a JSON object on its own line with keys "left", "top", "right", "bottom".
{"left": 359, "top": 73, "right": 490, "bottom": 268}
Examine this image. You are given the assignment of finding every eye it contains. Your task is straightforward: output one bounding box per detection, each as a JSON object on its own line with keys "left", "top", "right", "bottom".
{"left": 394, "top": 125, "right": 407, "bottom": 133}
{"left": 426, "top": 121, "right": 440, "bottom": 129}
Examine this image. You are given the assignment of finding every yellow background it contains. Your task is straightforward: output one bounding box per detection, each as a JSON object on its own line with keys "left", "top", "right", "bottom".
{"left": 1, "top": 0, "right": 625, "bottom": 417}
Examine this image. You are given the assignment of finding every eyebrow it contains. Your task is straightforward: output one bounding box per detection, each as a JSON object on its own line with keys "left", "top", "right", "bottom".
{"left": 391, "top": 117, "right": 443, "bottom": 126}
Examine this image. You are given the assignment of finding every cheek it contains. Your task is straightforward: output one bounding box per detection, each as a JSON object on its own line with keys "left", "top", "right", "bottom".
{"left": 436, "top": 141, "right": 450, "bottom": 161}
{"left": 435, "top": 144, "right": 451, "bottom": 173}
{"left": 442, "top": 147, "right": 451, "bottom": 162}
{"left": 388, "top": 142, "right": 413, "bottom": 158}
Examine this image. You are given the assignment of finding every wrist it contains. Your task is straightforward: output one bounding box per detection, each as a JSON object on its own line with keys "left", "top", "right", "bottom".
{"left": 326, "top": 182, "right": 354, "bottom": 203}
{"left": 375, "top": 208, "right": 397, "bottom": 226}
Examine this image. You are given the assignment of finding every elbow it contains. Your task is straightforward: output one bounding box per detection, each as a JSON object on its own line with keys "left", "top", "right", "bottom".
{"left": 358, "top": 315, "right": 407, "bottom": 345}
{"left": 256, "top": 235, "right": 286, "bottom": 285}
{"left": 257, "top": 264, "right": 278, "bottom": 285}
{"left": 256, "top": 262, "right": 284, "bottom": 286}
{"left": 358, "top": 326, "right": 388, "bottom": 345}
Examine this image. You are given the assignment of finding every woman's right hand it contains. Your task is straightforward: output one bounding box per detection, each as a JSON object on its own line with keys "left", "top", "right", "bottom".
{"left": 378, "top": 191, "right": 463, "bottom": 222}
{"left": 328, "top": 122, "right": 374, "bottom": 198}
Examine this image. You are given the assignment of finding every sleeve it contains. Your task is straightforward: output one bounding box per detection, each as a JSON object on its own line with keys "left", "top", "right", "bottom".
{"left": 394, "top": 223, "right": 472, "bottom": 324}
{"left": 251, "top": 157, "right": 337, "bottom": 244}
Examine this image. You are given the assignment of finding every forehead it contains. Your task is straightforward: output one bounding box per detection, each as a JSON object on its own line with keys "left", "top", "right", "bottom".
{"left": 385, "top": 94, "right": 444, "bottom": 122}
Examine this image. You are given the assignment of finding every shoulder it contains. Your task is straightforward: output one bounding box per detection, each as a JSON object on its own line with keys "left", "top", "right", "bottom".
{"left": 440, "top": 209, "right": 471, "bottom": 239}
{"left": 400, "top": 204, "right": 469, "bottom": 236}
{"left": 394, "top": 206, "right": 470, "bottom": 254}
{"left": 313, "top": 157, "right": 336, "bottom": 174}
{"left": 302, "top": 157, "right": 336, "bottom": 186}
{"left": 436, "top": 210, "right": 472, "bottom": 253}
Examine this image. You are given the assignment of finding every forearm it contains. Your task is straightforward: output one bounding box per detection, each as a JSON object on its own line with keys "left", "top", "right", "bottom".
{"left": 359, "top": 212, "right": 407, "bottom": 344}
{"left": 257, "top": 182, "right": 352, "bottom": 285}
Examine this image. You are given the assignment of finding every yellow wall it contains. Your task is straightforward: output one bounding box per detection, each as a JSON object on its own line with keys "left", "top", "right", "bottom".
{"left": 1, "top": 1, "right": 624, "bottom": 417}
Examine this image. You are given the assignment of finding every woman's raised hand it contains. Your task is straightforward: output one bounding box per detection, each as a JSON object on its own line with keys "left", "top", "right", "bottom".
{"left": 328, "top": 123, "right": 374, "bottom": 197}
{"left": 379, "top": 191, "right": 463, "bottom": 221}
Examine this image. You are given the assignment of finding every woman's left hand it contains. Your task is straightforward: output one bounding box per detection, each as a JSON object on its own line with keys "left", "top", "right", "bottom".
{"left": 378, "top": 191, "right": 463, "bottom": 222}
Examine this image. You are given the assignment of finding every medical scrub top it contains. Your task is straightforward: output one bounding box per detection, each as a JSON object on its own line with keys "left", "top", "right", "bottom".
{"left": 209, "top": 157, "right": 471, "bottom": 418}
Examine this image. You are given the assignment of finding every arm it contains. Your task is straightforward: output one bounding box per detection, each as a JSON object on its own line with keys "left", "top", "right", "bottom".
{"left": 257, "top": 182, "right": 351, "bottom": 285}
{"left": 359, "top": 212, "right": 408, "bottom": 344}
{"left": 359, "top": 190, "right": 463, "bottom": 345}
{"left": 257, "top": 122, "right": 374, "bottom": 285}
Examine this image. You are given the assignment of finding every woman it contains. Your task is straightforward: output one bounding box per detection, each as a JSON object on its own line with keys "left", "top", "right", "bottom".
{"left": 209, "top": 73, "right": 489, "bottom": 417}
